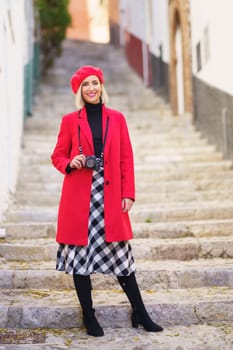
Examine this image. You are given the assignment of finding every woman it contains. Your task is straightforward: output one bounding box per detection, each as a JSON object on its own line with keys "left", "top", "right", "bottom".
{"left": 51, "top": 65, "right": 163, "bottom": 337}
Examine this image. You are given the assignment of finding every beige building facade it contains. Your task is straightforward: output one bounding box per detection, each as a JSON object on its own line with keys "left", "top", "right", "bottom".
{"left": 66, "top": 0, "right": 109, "bottom": 43}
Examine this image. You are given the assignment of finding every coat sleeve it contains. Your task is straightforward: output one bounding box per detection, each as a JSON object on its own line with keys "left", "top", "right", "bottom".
{"left": 51, "top": 116, "right": 72, "bottom": 175}
{"left": 120, "top": 114, "right": 135, "bottom": 201}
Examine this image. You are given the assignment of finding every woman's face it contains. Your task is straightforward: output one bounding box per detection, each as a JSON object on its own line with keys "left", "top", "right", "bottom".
{"left": 81, "top": 75, "right": 102, "bottom": 104}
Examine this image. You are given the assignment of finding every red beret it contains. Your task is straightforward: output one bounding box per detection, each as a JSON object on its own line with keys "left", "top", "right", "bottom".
{"left": 70, "top": 65, "right": 104, "bottom": 94}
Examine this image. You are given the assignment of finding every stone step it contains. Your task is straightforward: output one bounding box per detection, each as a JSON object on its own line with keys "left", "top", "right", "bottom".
{"left": 19, "top": 138, "right": 231, "bottom": 161}
{"left": 133, "top": 219, "right": 233, "bottom": 238}
{"left": 135, "top": 160, "right": 232, "bottom": 173}
{"left": 24, "top": 142, "right": 215, "bottom": 156}
{"left": 23, "top": 135, "right": 56, "bottom": 144}
{"left": 23, "top": 132, "right": 207, "bottom": 150}
{"left": 12, "top": 189, "right": 233, "bottom": 206}
{"left": 136, "top": 177, "right": 233, "bottom": 191}
{"left": 2, "top": 218, "right": 233, "bottom": 240}
{"left": 1, "top": 236, "right": 233, "bottom": 261}
{"left": 24, "top": 158, "right": 233, "bottom": 173}
{"left": 14, "top": 178, "right": 233, "bottom": 199}
{"left": 133, "top": 138, "right": 211, "bottom": 147}
{"left": 141, "top": 152, "right": 223, "bottom": 163}
{"left": 133, "top": 144, "right": 217, "bottom": 153}
{"left": 0, "top": 324, "right": 232, "bottom": 350}
{"left": 131, "top": 201, "right": 233, "bottom": 222}
{"left": 20, "top": 151, "right": 224, "bottom": 166}
{"left": 2, "top": 222, "right": 56, "bottom": 239}
{"left": 127, "top": 109, "right": 189, "bottom": 120}
{"left": 1, "top": 258, "right": 233, "bottom": 290}
{"left": 16, "top": 166, "right": 233, "bottom": 187}
{"left": 22, "top": 145, "right": 220, "bottom": 158}
{"left": 16, "top": 171, "right": 233, "bottom": 194}
{"left": 136, "top": 190, "right": 233, "bottom": 204}
{"left": 19, "top": 154, "right": 232, "bottom": 170}
{"left": 4, "top": 207, "right": 57, "bottom": 223}
{"left": 24, "top": 132, "right": 208, "bottom": 146}
{"left": 16, "top": 182, "right": 62, "bottom": 193}
{"left": 26, "top": 151, "right": 216, "bottom": 167}
{"left": 0, "top": 287, "right": 232, "bottom": 329}
{"left": 23, "top": 127, "right": 206, "bottom": 140}
{"left": 129, "top": 125, "right": 202, "bottom": 135}
{"left": 4, "top": 200, "right": 233, "bottom": 223}
{"left": 16, "top": 174, "right": 62, "bottom": 186}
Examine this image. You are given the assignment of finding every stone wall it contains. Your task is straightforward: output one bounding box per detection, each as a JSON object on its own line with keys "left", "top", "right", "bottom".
{"left": 193, "top": 76, "right": 233, "bottom": 161}
{"left": 150, "top": 53, "right": 169, "bottom": 102}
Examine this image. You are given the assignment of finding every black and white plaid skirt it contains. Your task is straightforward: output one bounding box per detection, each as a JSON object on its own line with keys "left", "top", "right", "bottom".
{"left": 56, "top": 167, "right": 136, "bottom": 276}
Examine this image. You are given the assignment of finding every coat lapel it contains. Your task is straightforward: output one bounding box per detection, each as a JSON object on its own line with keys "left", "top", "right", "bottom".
{"left": 77, "top": 107, "right": 94, "bottom": 154}
{"left": 102, "top": 105, "right": 113, "bottom": 158}
{"left": 77, "top": 105, "right": 113, "bottom": 157}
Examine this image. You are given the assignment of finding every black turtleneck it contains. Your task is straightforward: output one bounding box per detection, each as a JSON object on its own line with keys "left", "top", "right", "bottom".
{"left": 65, "top": 102, "right": 103, "bottom": 174}
{"left": 86, "top": 102, "right": 103, "bottom": 157}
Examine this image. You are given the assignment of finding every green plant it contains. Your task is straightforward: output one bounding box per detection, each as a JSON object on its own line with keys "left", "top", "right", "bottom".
{"left": 145, "top": 218, "right": 152, "bottom": 223}
{"left": 35, "top": 0, "right": 71, "bottom": 73}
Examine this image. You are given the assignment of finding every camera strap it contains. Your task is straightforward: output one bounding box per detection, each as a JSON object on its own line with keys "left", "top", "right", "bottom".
{"left": 77, "top": 111, "right": 109, "bottom": 159}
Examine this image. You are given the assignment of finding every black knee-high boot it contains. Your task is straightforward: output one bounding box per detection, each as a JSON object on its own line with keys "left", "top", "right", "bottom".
{"left": 117, "top": 273, "right": 163, "bottom": 332}
{"left": 73, "top": 274, "right": 104, "bottom": 337}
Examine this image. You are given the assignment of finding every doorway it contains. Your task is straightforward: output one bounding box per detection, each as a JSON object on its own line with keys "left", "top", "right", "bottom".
{"left": 169, "top": 0, "right": 192, "bottom": 116}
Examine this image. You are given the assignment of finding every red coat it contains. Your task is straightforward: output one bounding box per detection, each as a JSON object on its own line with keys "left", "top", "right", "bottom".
{"left": 51, "top": 104, "right": 135, "bottom": 245}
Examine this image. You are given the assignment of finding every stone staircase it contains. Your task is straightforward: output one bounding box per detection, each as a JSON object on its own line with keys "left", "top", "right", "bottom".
{"left": 0, "top": 40, "right": 233, "bottom": 349}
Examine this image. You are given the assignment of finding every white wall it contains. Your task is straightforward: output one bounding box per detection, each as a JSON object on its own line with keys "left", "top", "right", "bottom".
{"left": 0, "top": 0, "right": 33, "bottom": 221}
{"left": 120, "top": 0, "right": 170, "bottom": 62}
{"left": 119, "top": 0, "right": 146, "bottom": 41}
{"left": 190, "top": 0, "right": 233, "bottom": 95}
{"left": 149, "top": 0, "right": 170, "bottom": 63}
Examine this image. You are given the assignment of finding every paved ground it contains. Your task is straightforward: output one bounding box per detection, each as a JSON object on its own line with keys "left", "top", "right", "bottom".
{"left": 1, "top": 39, "right": 233, "bottom": 349}
{"left": 0, "top": 324, "right": 233, "bottom": 350}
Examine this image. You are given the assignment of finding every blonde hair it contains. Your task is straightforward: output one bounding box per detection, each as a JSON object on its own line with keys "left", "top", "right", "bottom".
{"left": 75, "top": 84, "right": 109, "bottom": 110}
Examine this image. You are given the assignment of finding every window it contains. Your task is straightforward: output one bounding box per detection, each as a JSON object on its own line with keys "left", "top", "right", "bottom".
{"left": 196, "top": 41, "right": 202, "bottom": 72}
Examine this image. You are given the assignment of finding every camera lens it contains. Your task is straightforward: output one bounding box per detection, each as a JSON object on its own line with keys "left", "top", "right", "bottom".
{"left": 86, "top": 156, "right": 96, "bottom": 168}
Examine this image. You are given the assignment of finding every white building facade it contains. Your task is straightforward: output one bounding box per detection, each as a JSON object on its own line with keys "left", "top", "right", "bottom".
{"left": 0, "top": 0, "right": 35, "bottom": 221}
{"left": 110, "top": 0, "right": 233, "bottom": 160}
{"left": 190, "top": 0, "right": 233, "bottom": 159}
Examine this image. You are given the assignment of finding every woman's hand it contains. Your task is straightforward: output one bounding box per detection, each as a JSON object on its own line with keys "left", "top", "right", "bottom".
{"left": 70, "top": 155, "right": 86, "bottom": 170}
{"left": 122, "top": 198, "right": 134, "bottom": 212}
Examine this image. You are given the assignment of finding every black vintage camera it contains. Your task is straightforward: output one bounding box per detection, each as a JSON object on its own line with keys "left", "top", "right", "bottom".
{"left": 85, "top": 156, "right": 103, "bottom": 171}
